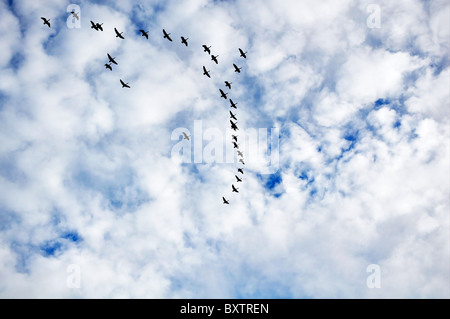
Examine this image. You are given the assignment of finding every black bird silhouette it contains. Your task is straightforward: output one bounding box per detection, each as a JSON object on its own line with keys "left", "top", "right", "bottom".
{"left": 96, "top": 23, "right": 103, "bottom": 31}
{"left": 230, "top": 111, "right": 237, "bottom": 121}
{"left": 225, "top": 81, "right": 232, "bottom": 89}
{"left": 120, "top": 79, "right": 130, "bottom": 88}
{"left": 202, "top": 45, "right": 211, "bottom": 54}
{"left": 238, "top": 168, "right": 244, "bottom": 174}
{"left": 233, "top": 63, "right": 242, "bottom": 73}
{"left": 181, "top": 36, "right": 189, "bottom": 46}
{"left": 239, "top": 48, "right": 247, "bottom": 58}
{"left": 104, "top": 63, "right": 112, "bottom": 71}
{"left": 237, "top": 150, "right": 244, "bottom": 157}
{"left": 230, "top": 120, "right": 238, "bottom": 131}
{"left": 41, "top": 17, "right": 51, "bottom": 28}
{"left": 140, "top": 30, "right": 149, "bottom": 39}
{"left": 229, "top": 99, "right": 238, "bottom": 109}
{"left": 232, "top": 135, "right": 238, "bottom": 142}
{"left": 233, "top": 141, "right": 239, "bottom": 149}
{"left": 203, "top": 66, "right": 211, "bottom": 78}
{"left": 211, "top": 55, "right": 219, "bottom": 64}
{"left": 115, "top": 27, "right": 124, "bottom": 39}
{"left": 223, "top": 197, "right": 230, "bottom": 204}
{"left": 107, "top": 53, "right": 117, "bottom": 65}
{"left": 239, "top": 158, "right": 245, "bottom": 165}
{"left": 163, "top": 29, "right": 172, "bottom": 41}
{"left": 219, "top": 89, "right": 228, "bottom": 100}
{"left": 182, "top": 132, "right": 190, "bottom": 141}
{"left": 235, "top": 175, "right": 242, "bottom": 182}
{"left": 70, "top": 11, "right": 79, "bottom": 20}
{"left": 90, "top": 21, "right": 98, "bottom": 30}
{"left": 232, "top": 185, "right": 239, "bottom": 193}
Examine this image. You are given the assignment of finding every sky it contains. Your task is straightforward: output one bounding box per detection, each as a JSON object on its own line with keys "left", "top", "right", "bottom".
{"left": 0, "top": 0, "right": 449, "bottom": 298}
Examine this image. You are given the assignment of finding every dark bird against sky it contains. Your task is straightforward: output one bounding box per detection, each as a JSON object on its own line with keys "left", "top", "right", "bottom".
{"left": 163, "top": 29, "right": 172, "bottom": 42}
{"left": 115, "top": 27, "right": 124, "bottom": 39}
{"left": 41, "top": 17, "right": 51, "bottom": 28}
{"left": 140, "top": 30, "right": 149, "bottom": 39}
{"left": 120, "top": 79, "right": 130, "bottom": 88}
{"left": 107, "top": 53, "right": 117, "bottom": 65}
{"left": 239, "top": 48, "right": 247, "bottom": 58}
{"left": 202, "top": 45, "right": 211, "bottom": 55}
{"left": 203, "top": 66, "right": 211, "bottom": 78}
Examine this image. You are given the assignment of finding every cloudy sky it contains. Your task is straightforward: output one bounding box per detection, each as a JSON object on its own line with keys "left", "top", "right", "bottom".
{"left": 0, "top": 0, "right": 448, "bottom": 298}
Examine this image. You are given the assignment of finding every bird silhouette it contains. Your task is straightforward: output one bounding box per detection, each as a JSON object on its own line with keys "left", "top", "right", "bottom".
{"left": 181, "top": 36, "right": 189, "bottom": 46}
{"left": 41, "top": 17, "right": 51, "bottom": 28}
{"left": 233, "top": 63, "right": 242, "bottom": 73}
{"left": 107, "top": 53, "right": 117, "bottom": 65}
{"left": 104, "top": 62, "right": 112, "bottom": 71}
{"left": 202, "top": 45, "right": 211, "bottom": 54}
{"left": 219, "top": 89, "right": 228, "bottom": 100}
{"left": 114, "top": 27, "right": 124, "bottom": 39}
{"left": 140, "top": 30, "right": 149, "bottom": 39}
{"left": 223, "top": 197, "right": 230, "bottom": 204}
{"left": 239, "top": 48, "right": 247, "bottom": 58}
{"left": 182, "top": 132, "right": 190, "bottom": 141}
{"left": 120, "top": 79, "right": 130, "bottom": 88}
{"left": 225, "top": 81, "right": 232, "bottom": 89}
{"left": 203, "top": 66, "right": 211, "bottom": 78}
{"left": 163, "top": 29, "right": 172, "bottom": 41}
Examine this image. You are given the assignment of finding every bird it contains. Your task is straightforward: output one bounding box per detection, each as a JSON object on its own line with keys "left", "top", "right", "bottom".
{"left": 238, "top": 168, "right": 244, "bottom": 174}
{"left": 230, "top": 120, "right": 238, "bottom": 131}
{"left": 182, "top": 132, "right": 190, "bottom": 141}
{"left": 41, "top": 17, "right": 51, "bottom": 28}
{"left": 229, "top": 111, "right": 237, "bottom": 121}
{"left": 202, "top": 45, "right": 211, "bottom": 55}
{"left": 202, "top": 66, "right": 211, "bottom": 78}
{"left": 232, "top": 141, "right": 239, "bottom": 149}
{"left": 104, "top": 63, "right": 112, "bottom": 71}
{"left": 235, "top": 175, "right": 243, "bottom": 182}
{"left": 232, "top": 185, "right": 239, "bottom": 193}
{"left": 163, "top": 29, "right": 172, "bottom": 42}
{"left": 181, "top": 36, "right": 189, "bottom": 46}
{"left": 239, "top": 48, "right": 247, "bottom": 59}
{"left": 114, "top": 27, "right": 124, "bottom": 39}
{"left": 120, "top": 79, "right": 130, "bottom": 88}
{"left": 222, "top": 197, "right": 230, "bottom": 204}
{"left": 239, "top": 158, "right": 245, "bottom": 165}
{"left": 90, "top": 21, "right": 99, "bottom": 31}
{"left": 233, "top": 63, "right": 242, "bottom": 73}
{"left": 70, "top": 11, "right": 79, "bottom": 20}
{"left": 139, "top": 30, "right": 149, "bottom": 39}
{"left": 237, "top": 150, "right": 244, "bottom": 157}
{"left": 211, "top": 55, "right": 219, "bottom": 64}
{"left": 232, "top": 135, "right": 238, "bottom": 142}
{"left": 219, "top": 89, "right": 228, "bottom": 100}
{"left": 96, "top": 23, "right": 103, "bottom": 31}
{"left": 107, "top": 53, "right": 118, "bottom": 65}
{"left": 225, "top": 81, "right": 232, "bottom": 89}
{"left": 229, "top": 99, "right": 238, "bottom": 109}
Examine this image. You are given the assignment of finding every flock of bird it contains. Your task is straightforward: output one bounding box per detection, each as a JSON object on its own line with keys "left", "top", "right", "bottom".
{"left": 41, "top": 11, "right": 248, "bottom": 205}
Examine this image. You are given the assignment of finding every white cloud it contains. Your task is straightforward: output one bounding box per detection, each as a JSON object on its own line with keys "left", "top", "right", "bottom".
{"left": 0, "top": 0, "right": 448, "bottom": 299}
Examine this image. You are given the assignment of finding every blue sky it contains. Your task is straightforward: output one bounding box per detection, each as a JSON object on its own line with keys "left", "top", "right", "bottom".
{"left": 0, "top": 0, "right": 449, "bottom": 298}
